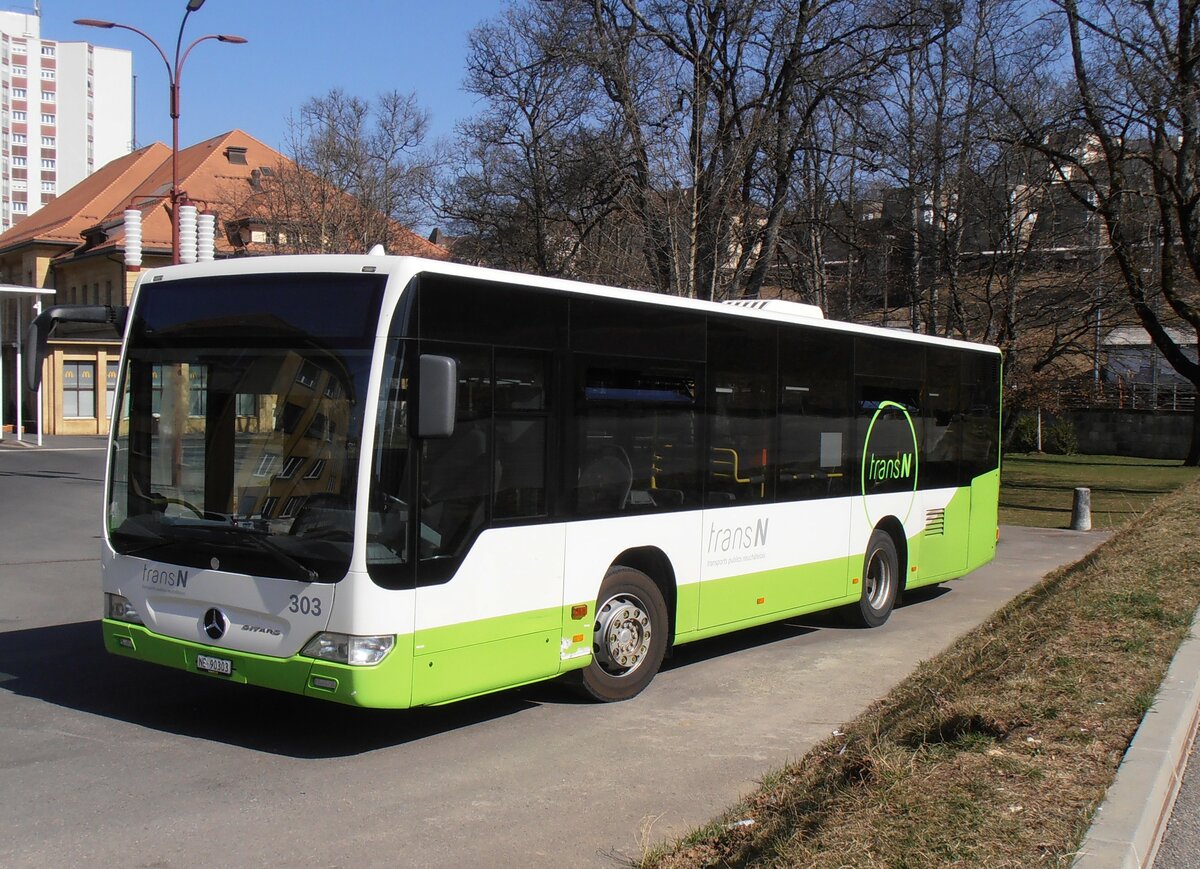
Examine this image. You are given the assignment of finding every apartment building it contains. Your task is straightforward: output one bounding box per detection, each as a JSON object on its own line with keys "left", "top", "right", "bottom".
{"left": 0, "top": 8, "right": 132, "bottom": 232}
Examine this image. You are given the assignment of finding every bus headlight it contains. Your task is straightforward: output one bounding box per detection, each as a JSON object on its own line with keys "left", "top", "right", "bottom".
{"left": 105, "top": 593, "right": 143, "bottom": 624}
{"left": 302, "top": 632, "right": 395, "bottom": 666}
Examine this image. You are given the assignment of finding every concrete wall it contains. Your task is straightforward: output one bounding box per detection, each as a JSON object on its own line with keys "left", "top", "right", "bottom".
{"left": 1064, "top": 409, "right": 1193, "bottom": 460}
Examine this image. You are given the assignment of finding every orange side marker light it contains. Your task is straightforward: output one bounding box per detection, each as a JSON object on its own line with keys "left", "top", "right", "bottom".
{"left": 572, "top": 634, "right": 585, "bottom": 644}
{"left": 757, "top": 597, "right": 765, "bottom": 605}
{"left": 571, "top": 604, "right": 588, "bottom": 620}
{"left": 852, "top": 577, "right": 860, "bottom": 585}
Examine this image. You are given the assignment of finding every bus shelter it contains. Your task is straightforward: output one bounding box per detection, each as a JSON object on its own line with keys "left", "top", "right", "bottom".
{"left": 0, "top": 284, "right": 55, "bottom": 446}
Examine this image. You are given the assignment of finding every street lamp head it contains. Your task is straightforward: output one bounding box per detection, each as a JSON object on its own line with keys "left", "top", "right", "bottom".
{"left": 74, "top": 18, "right": 116, "bottom": 28}
{"left": 186, "top": 0, "right": 207, "bottom": 11}
{"left": 216, "top": 34, "right": 248, "bottom": 44}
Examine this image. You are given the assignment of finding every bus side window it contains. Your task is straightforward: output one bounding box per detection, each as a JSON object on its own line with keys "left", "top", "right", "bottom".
{"left": 777, "top": 328, "right": 851, "bottom": 500}
{"left": 420, "top": 347, "right": 493, "bottom": 560}
{"left": 574, "top": 362, "right": 701, "bottom": 516}
{"left": 708, "top": 318, "right": 776, "bottom": 505}
{"left": 494, "top": 351, "right": 549, "bottom": 519}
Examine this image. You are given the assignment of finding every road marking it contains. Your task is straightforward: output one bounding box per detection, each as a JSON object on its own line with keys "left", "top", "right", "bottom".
{"left": 0, "top": 446, "right": 106, "bottom": 453}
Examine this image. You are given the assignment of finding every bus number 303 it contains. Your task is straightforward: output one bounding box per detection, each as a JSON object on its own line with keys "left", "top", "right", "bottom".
{"left": 288, "top": 595, "right": 323, "bottom": 616}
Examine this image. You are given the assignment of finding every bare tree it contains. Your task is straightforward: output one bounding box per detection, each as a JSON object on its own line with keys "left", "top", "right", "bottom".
{"left": 245, "top": 88, "right": 435, "bottom": 254}
{"left": 1020, "top": 0, "right": 1200, "bottom": 463}
{"left": 441, "top": 4, "right": 625, "bottom": 275}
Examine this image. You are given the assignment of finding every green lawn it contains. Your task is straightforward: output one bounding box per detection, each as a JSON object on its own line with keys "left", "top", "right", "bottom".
{"left": 1000, "top": 453, "right": 1200, "bottom": 529}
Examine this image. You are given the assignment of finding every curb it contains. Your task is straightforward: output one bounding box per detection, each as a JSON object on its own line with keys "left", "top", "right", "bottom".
{"left": 1074, "top": 608, "right": 1200, "bottom": 868}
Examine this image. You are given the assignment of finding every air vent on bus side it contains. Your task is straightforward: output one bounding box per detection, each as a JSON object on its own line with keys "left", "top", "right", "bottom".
{"left": 925, "top": 509, "right": 946, "bottom": 536}
{"left": 721, "top": 299, "right": 825, "bottom": 319}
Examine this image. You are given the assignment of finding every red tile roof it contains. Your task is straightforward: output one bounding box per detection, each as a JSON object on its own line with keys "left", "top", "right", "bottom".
{"left": 0, "top": 129, "right": 449, "bottom": 261}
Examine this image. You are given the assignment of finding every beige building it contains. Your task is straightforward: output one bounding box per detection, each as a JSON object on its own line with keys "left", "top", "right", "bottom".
{"left": 0, "top": 129, "right": 447, "bottom": 435}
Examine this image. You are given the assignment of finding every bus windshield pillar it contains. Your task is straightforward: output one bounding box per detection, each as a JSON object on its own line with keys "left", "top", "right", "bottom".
{"left": 204, "top": 379, "right": 237, "bottom": 516}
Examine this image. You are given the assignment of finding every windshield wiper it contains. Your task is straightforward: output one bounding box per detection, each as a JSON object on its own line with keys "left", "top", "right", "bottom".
{"left": 187, "top": 524, "right": 320, "bottom": 582}
{"left": 114, "top": 522, "right": 319, "bottom": 582}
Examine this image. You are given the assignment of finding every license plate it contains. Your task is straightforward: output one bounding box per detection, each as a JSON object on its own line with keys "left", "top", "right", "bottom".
{"left": 196, "top": 654, "right": 232, "bottom": 676}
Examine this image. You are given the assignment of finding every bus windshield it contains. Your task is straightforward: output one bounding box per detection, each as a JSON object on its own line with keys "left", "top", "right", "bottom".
{"left": 107, "top": 272, "right": 387, "bottom": 582}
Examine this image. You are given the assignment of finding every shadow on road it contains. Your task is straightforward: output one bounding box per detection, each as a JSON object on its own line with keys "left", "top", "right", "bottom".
{"left": 0, "top": 620, "right": 545, "bottom": 758}
{"left": 1, "top": 585, "right": 954, "bottom": 758}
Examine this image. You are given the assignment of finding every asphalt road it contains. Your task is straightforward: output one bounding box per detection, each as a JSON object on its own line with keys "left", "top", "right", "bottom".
{"left": 1155, "top": 732, "right": 1200, "bottom": 866}
{"left": 0, "top": 440, "right": 1108, "bottom": 868}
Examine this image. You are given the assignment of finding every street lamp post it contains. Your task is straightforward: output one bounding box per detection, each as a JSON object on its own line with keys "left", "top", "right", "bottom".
{"left": 76, "top": 2, "right": 246, "bottom": 264}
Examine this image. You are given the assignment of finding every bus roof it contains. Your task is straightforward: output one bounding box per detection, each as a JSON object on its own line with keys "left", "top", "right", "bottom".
{"left": 137, "top": 253, "right": 1002, "bottom": 356}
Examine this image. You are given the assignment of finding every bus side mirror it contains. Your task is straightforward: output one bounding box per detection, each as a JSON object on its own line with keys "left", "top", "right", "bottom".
{"left": 25, "top": 305, "right": 128, "bottom": 391}
{"left": 417, "top": 354, "right": 456, "bottom": 439}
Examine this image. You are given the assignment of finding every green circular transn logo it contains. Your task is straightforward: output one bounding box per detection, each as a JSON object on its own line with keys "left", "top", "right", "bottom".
{"left": 860, "top": 400, "right": 919, "bottom": 527}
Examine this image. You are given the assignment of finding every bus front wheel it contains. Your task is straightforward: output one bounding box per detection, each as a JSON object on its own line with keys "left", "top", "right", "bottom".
{"left": 579, "top": 567, "right": 668, "bottom": 702}
{"left": 847, "top": 530, "right": 899, "bottom": 628}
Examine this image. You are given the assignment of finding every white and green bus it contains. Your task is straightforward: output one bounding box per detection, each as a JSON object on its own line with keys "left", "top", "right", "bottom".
{"left": 28, "top": 255, "right": 1001, "bottom": 708}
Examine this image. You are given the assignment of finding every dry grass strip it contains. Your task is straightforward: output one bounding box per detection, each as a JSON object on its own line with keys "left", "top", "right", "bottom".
{"left": 643, "top": 478, "right": 1200, "bottom": 868}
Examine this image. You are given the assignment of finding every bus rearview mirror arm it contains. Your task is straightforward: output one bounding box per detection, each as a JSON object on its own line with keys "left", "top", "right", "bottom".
{"left": 25, "top": 305, "right": 129, "bottom": 391}
{"left": 417, "top": 354, "right": 457, "bottom": 439}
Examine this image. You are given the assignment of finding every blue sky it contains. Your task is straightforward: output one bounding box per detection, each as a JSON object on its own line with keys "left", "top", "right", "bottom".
{"left": 39, "top": 1, "right": 504, "bottom": 151}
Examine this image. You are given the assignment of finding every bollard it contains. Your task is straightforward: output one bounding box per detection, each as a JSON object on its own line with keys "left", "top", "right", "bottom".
{"left": 1070, "top": 487, "right": 1092, "bottom": 531}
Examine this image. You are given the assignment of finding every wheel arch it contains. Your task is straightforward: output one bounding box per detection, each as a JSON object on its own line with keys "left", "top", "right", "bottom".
{"left": 873, "top": 515, "right": 909, "bottom": 587}
{"left": 610, "top": 546, "right": 677, "bottom": 648}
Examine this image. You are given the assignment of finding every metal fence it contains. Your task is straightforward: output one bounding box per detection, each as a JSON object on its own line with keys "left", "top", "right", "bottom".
{"left": 1060, "top": 378, "right": 1197, "bottom": 412}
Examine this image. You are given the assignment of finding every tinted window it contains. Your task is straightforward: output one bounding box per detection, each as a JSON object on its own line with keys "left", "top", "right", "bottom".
{"left": 574, "top": 359, "right": 702, "bottom": 515}
{"left": 419, "top": 275, "right": 566, "bottom": 349}
{"left": 962, "top": 352, "right": 1001, "bottom": 482}
{"left": 494, "top": 351, "right": 550, "bottom": 519}
{"left": 571, "top": 296, "right": 706, "bottom": 361}
{"left": 923, "top": 347, "right": 963, "bottom": 488}
{"left": 778, "top": 327, "right": 852, "bottom": 500}
{"left": 708, "top": 318, "right": 775, "bottom": 504}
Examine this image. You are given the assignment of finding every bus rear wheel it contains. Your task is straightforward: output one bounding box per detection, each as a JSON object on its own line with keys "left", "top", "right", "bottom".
{"left": 578, "top": 567, "right": 668, "bottom": 702}
{"left": 846, "top": 530, "right": 899, "bottom": 628}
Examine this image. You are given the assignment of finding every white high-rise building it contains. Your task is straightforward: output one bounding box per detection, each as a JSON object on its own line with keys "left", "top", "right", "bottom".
{"left": 0, "top": 8, "right": 132, "bottom": 231}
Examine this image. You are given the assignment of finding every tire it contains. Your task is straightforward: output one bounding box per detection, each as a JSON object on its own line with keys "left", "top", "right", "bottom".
{"left": 578, "top": 566, "right": 669, "bottom": 702}
{"left": 845, "top": 530, "right": 899, "bottom": 628}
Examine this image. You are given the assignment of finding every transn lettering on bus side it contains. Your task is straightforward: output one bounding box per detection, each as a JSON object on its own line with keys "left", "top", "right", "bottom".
{"left": 141, "top": 563, "right": 189, "bottom": 589}
{"left": 707, "top": 518, "right": 769, "bottom": 554}
{"left": 866, "top": 451, "right": 914, "bottom": 483}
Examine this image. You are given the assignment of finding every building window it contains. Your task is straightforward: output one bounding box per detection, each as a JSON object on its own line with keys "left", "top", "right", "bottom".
{"left": 11, "top": 66, "right": 25, "bottom": 76}
{"left": 280, "top": 496, "right": 306, "bottom": 519}
{"left": 11, "top": 111, "right": 24, "bottom": 121}
{"left": 40, "top": 136, "right": 53, "bottom": 147}
{"left": 105, "top": 361, "right": 119, "bottom": 418}
{"left": 278, "top": 456, "right": 305, "bottom": 479}
{"left": 40, "top": 113, "right": 53, "bottom": 124}
{"left": 62, "top": 362, "right": 96, "bottom": 418}
{"left": 40, "top": 158, "right": 54, "bottom": 169}
{"left": 11, "top": 156, "right": 26, "bottom": 166}
{"left": 40, "top": 69, "right": 54, "bottom": 80}
{"left": 253, "top": 453, "right": 279, "bottom": 478}
{"left": 303, "top": 458, "right": 327, "bottom": 480}
{"left": 188, "top": 365, "right": 207, "bottom": 416}
{"left": 12, "top": 133, "right": 26, "bottom": 144}
{"left": 41, "top": 45, "right": 54, "bottom": 57}
{"left": 12, "top": 201, "right": 25, "bottom": 213}
{"left": 40, "top": 181, "right": 53, "bottom": 191}
{"left": 259, "top": 496, "right": 279, "bottom": 518}
{"left": 11, "top": 87, "right": 25, "bottom": 99}
{"left": 40, "top": 91, "right": 54, "bottom": 102}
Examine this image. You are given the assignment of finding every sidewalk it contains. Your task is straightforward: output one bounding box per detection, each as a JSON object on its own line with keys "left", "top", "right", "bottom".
{"left": 1074, "top": 609, "right": 1200, "bottom": 867}
{"left": 0, "top": 433, "right": 107, "bottom": 450}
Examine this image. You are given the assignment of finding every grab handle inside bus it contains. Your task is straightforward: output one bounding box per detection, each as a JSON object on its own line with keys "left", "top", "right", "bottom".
{"left": 25, "top": 305, "right": 129, "bottom": 391}
{"left": 417, "top": 354, "right": 457, "bottom": 438}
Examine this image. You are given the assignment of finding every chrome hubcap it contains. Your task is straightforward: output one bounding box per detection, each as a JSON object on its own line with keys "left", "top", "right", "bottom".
{"left": 865, "top": 549, "right": 892, "bottom": 611}
{"left": 594, "top": 594, "right": 652, "bottom": 676}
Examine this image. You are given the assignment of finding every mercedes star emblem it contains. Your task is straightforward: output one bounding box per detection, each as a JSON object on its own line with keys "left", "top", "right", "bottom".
{"left": 202, "top": 607, "right": 228, "bottom": 641}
